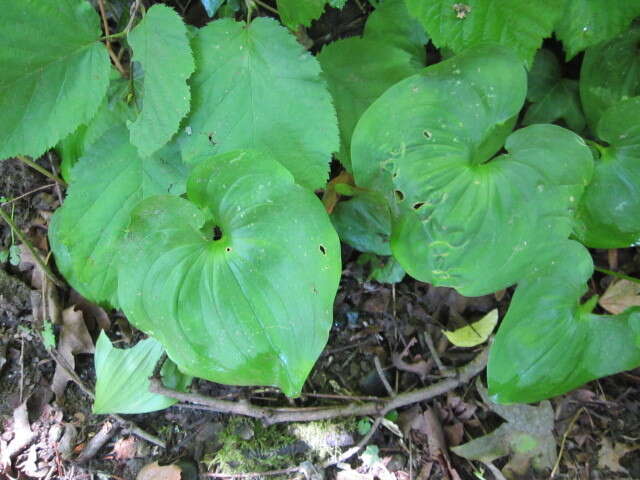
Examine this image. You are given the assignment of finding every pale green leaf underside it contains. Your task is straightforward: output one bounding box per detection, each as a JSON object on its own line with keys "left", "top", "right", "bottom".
{"left": 127, "top": 4, "right": 194, "bottom": 157}
{"left": 319, "top": 37, "right": 423, "bottom": 170}
{"left": 117, "top": 150, "right": 341, "bottom": 397}
{"left": 555, "top": 0, "right": 640, "bottom": 60}
{"left": 488, "top": 241, "right": 640, "bottom": 404}
{"left": 351, "top": 45, "right": 593, "bottom": 296}
{"left": 49, "top": 127, "right": 187, "bottom": 307}
{"left": 178, "top": 18, "right": 338, "bottom": 190}
{"left": 405, "top": 0, "right": 563, "bottom": 66}
{"left": 575, "top": 97, "right": 640, "bottom": 248}
{"left": 276, "top": 0, "right": 327, "bottom": 27}
{"left": 0, "top": 0, "right": 111, "bottom": 160}
{"left": 93, "top": 332, "right": 191, "bottom": 414}
{"left": 580, "top": 26, "right": 640, "bottom": 130}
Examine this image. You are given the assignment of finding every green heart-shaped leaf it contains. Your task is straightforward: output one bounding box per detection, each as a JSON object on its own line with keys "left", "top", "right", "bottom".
{"left": 93, "top": 331, "right": 191, "bottom": 414}
{"left": 177, "top": 17, "right": 338, "bottom": 191}
{"left": 488, "top": 241, "right": 640, "bottom": 404}
{"left": 580, "top": 26, "right": 640, "bottom": 130}
{"left": 49, "top": 127, "right": 187, "bottom": 307}
{"left": 117, "top": 150, "right": 341, "bottom": 397}
{"left": 351, "top": 45, "right": 593, "bottom": 296}
{"left": 575, "top": 97, "right": 640, "bottom": 248}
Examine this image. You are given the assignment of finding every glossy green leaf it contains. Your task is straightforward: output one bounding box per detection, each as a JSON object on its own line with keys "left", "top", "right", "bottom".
{"left": 405, "top": 0, "right": 563, "bottom": 66}
{"left": 580, "top": 26, "right": 640, "bottom": 130}
{"left": 117, "top": 150, "right": 341, "bottom": 397}
{"left": 57, "top": 71, "right": 137, "bottom": 182}
{"left": 523, "top": 50, "right": 585, "bottom": 132}
{"left": 318, "top": 37, "right": 423, "bottom": 169}
{"left": 488, "top": 241, "right": 640, "bottom": 404}
{"left": 201, "top": 0, "right": 225, "bottom": 17}
{"left": 331, "top": 192, "right": 392, "bottom": 255}
{"left": 127, "top": 4, "right": 194, "bottom": 157}
{"left": 49, "top": 127, "right": 187, "bottom": 307}
{"left": 0, "top": 0, "right": 111, "bottom": 160}
{"left": 364, "top": 0, "right": 428, "bottom": 59}
{"left": 351, "top": 45, "right": 593, "bottom": 296}
{"left": 555, "top": 0, "right": 640, "bottom": 60}
{"left": 575, "top": 97, "right": 640, "bottom": 248}
{"left": 93, "top": 331, "right": 191, "bottom": 414}
{"left": 276, "top": 0, "right": 327, "bottom": 27}
{"left": 177, "top": 18, "right": 338, "bottom": 190}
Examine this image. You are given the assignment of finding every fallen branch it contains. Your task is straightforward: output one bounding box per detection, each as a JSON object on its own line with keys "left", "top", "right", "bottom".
{"left": 150, "top": 348, "right": 488, "bottom": 426}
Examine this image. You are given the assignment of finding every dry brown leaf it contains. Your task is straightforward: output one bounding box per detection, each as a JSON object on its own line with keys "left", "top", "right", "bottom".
{"left": 391, "top": 338, "right": 432, "bottom": 379}
{"left": 597, "top": 439, "right": 638, "bottom": 474}
{"left": 112, "top": 436, "right": 137, "bottom": 462}
{"left": 69, "top": 289, "right": 110, "bottom": 331}
{"left": 1, "top": 401, "right": 37, "bottom": 468}
{"left": 599, "top": 279, "right": 640, "bottom": 315}
{"left": 51, "top": 306, "right": 94, "bottom": 398}
{"left": 136, "top": 461, "right": 182, "bottom": 480}
{"left": 423, "top": 408, "right": 462, "bottom": 480}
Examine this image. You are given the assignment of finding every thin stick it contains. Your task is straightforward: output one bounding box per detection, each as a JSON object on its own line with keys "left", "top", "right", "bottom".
{"left": 595, "top": 266, "right": 640, "bottom": 285}
{"left": 323, "top": 416, "right": 383, "bottom": 468}
{"left": 374, "top": 356, "right": 395, "bottom": 397}
{"left": 47, "top": 153, "right": 64, "bottom": 205}
{"left": 253, "top": 0, "right": 279, "bottom": 15}
{"left": 0, "top": 207, "right": 65, "bottom": 288}
{"left": 1, "top": 184, "right": 56, "bottom": 205}
{"left": 97, "top": 0, "right": 127, "bottom": 76}
{"left": 205, "top": 467, "right": 301, "bottom": 478}
{"left": 150, "top": 349, "right": 488, "bottom": 425}
{"left": 550, "top": 407, "right": 585, "bottom": 478}
{"left": 16, "top": 156, "right": 67, "bottom": 187}
{"left": 124, "top": 0, "right": 143, "bottom": 34}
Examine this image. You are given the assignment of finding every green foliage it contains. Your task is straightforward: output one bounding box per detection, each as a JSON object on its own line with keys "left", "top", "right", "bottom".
{"left": 177, "top": 17, "right": 338, "bottom": 190}
{"left": 93, "top": 331, "right": 191, "bottom": 414}
{"left": 127, "top": 4, "right": 194, "bottom": 157}
{"left": 405, "top": 0, "right": 563, "bottom": 65}
{"left": 6, "top": 0, "right": 639, "bottom": 407}
{"left": 0, "top": 0, "right": 111, "bottom": 160}
{"left": 117, "top": 150, "right": 340, "bottom": 397}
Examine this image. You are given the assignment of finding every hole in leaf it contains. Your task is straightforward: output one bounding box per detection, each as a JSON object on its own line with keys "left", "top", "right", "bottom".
{"left": 423, "top": 130, "right": 432, "bottom": 139}
{"left": 211, "top": 226, "right": 223, "bottom": 241}
{"left": 208, "top": 133, "right": 217, "bottom": 145}
{"left": 394, "top": 190, "right": 405, "bottom": 202}
{"left": 319, "top": 245, "right": 327, "bottom": 255}
{"left": 413, "top": 202, "right": 425, "bottom": 210}
{"left": 225, "top": 247, "right": 232, "bottom": 253}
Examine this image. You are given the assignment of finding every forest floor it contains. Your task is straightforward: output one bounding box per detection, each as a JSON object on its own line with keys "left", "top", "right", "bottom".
{"left": 2, "top": 150, "right": 640, "bottom": 480}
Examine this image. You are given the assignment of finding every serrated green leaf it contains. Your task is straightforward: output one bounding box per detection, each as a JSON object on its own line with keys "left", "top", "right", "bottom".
{"left": 127, "top": 4, "right": 194, "bottom": 157}
{"left": 9, "top": 245, "right": 21, "bottom": 266}
{"left": 524, "top": 50, "right": 585, "bottom": 131}
{"left": 319, "top": 37, "right": 423, "bottom": 169}
{"left": 364, "top": 0, "right": 428, "bottom": 59}
{"left": 575, "top": 97, "right": 640, "bottom": 248}
{"left": 49, "top": 127, "right": 188, "bottom": 307}
{"left": 178, "top": 18, "right": 338, "bottom": 191}
{"left": 580, "top": 26, "right": 640, "bottom": 130}
{"left": 351, "top": 45, "right": 593, "bottom": 296}
{"left": 488, "top": 241, "right": 640, "bottom": 404}
{"left": 57, "top": 70, "right": 138, "bottom": 182}
{"left": 555, "top": 0, "right": 640, "bottom": 60}
{"left": 93, "top": 331, "right": 191, "bottom": 414}
{"left": 0, "top": 0, "right": 111, "bottom": 160}
{"left": 405, "top": 0, "right": 563, "bottom": 66}
{"left": 331, "top": 192, "right": 392, "bottom": 255}
{"left": 276, "top": 0, "right": 327, "bottom": 27}
{"left": 117, "top": 150, "right": 341, "bottom": 397}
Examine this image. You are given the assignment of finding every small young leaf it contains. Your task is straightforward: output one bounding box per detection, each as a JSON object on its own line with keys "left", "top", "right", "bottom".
{"left": 0, "top": 0, "right": 110, "bottom": 160}
{"left": 178, "top": 18, "right": 338, "bottom": 191}
{"left": 9, "top": 245, "right": 21, "bottom": 266}
{"left": 443, "top": 309, "right": 498, "bottom": 348}
{"left": 574, "top": 97, "right": 640, "bottom": 248}
{"left": 127, "top": 4, "right": 195, "bottom": 157}
{"left": 49, "top": 127, "right": 188, "bottom": 307}
{"left": 488, "top": 241, "right": 640, "bottom": 404}
{"left": 580, "top": 26, "right": 640, "bottom": 130}
{"left": 276, "top": 0, "right": 327, "bottom": 28}
{"left": 117, "top": 150, "right": 341, "bottom": 397}
{"left": 93, "top": 331, "right": 191, "bottom": 414}
{"left": 555, "top": 0, "right": 640, "bottom": 60}
{"left": 405, "top": 0, "right": 563, "bottom": 66}
{"left": 0, "top": 250, "right": 8, "bottom": 264}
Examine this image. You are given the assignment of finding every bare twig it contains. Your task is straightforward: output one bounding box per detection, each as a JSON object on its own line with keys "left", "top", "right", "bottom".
{"left": 150, "top": 349, "right": 488, "bottom": 425}
{"left": 0, "top": 207, "right": 65, "bottom": 288}
{"left": 1, "top": 184, "right": 56, "bottom": 206}
{"left": 124, "top": 0, "right": 143, "bottom": 34}
{"left": 323, "top": 416, "right": 383, "bottom": 468}
{"left": 205, "top": 466, "right": 301, "bottom": 478}
{"left": 47, "top": 153, "right": 64, "bottom": 205}
{"left": 97, "top": 0, "right": 127, "bottom": 76}
{"left": 551, "top": 407, "right": 586, "bottom": 478}
{"left": 374, "top": 356, "right": 395, "bottom": 397}
{"left": 76, "top": 421, "right": 120, "bottom": 464}
{"left": 16, "top": 156, "right": 67, "bottom": 186}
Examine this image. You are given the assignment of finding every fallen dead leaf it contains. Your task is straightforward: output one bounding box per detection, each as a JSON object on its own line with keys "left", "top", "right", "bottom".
{"left": 423, "top": 408, "right": 462, "bottom": 480}
{"left": 597, "top": 438, "right": 637, "bottom": 474}
{"left": 51, "top": 306, "right": 94, "bottom": 398}
{"left": 0, "top": 401, "right": 37, "bottom": 468}
{"left": 599, "top": 279, "right": 640, "bottom": 315}
{"left": 392, "top": 338, "right": 431, "bottom": 379}
{"left": 136, "top": 461, "right": 182, "bottom": 480}
{"left": 112, "top": 435, "right": 137, "bottom": 462}
{"left": 69, "top": 289, "right": 110, "bottom": 331}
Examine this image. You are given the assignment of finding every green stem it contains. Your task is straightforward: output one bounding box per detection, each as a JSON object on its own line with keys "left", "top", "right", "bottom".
{"left": 0, "top": 206, "right": 65, "bottom": 288}
{"left": 101, "top": 30, "right": 128, "bottom": 41}
{"left": 16, "top": 156, "right": 67, "bottom": 187}
{"left": 595, "top": 266, "right": 640, "bottom": 285}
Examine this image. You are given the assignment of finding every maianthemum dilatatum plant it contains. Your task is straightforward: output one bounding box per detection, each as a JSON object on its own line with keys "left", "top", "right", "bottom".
{"left": 2, "top": 0, "right": 640, "bottom": 413}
